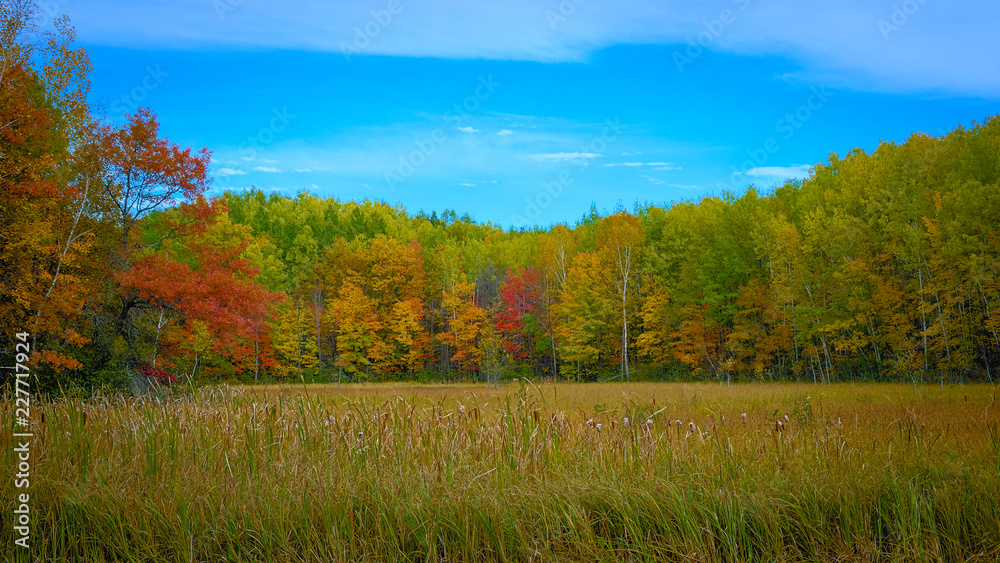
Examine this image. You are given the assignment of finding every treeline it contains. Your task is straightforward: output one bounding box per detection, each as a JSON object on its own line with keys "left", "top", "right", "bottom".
{"left": 2, "top": 5, "right": 998, "bottom": 389}
{"left": 214, "top": 114, "right": 1000, "bottom": 385}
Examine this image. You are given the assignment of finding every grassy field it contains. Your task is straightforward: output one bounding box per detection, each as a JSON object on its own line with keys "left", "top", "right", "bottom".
{"left": 3, "top": 381, "right": 999, "bottom": 562}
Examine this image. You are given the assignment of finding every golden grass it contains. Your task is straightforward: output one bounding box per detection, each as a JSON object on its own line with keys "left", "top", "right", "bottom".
{"left": 3, "top": 381, "right": 999, "bottom": 562}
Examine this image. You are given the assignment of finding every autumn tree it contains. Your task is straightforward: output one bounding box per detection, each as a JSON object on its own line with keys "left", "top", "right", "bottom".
{"left": 116, "top": 199, "right": 283, "bottom": 379}
{"left": 596, "top": 211, "right": 644, "bottom": 380}
{"left": 555, "top": 252, "right": 611, "bottom": 380}
{"left": 439, "top": 275, "right": 488, "bottom": 375}
{"left": 98, "top": 108, "right": 210, "bottom": 253}
{"left": 495, "top": 267, "right": 547, "bottom": 374}
{"left": 0, "top": 1, "right": 101, "bottom": 377}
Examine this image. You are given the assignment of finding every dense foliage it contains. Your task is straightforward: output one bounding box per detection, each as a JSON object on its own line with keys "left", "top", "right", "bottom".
{"left": 2, "top": 3, "right": 998, "bottom": 389}
{"left": 215, "top": 117, "right": 1000, "bottom": 385}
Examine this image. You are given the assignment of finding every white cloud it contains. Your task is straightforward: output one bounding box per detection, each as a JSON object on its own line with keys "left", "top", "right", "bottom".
{"left": 460, "top": 182, "right": 476, "bottom": 187}
{"left": 216, "top": 167, "right": 246, "bottom": 176}
{"left": 604, "top": 161, "right": 682, "bottom": 171}
{"left": 528, "top": 152, "right": 602, "bottom": 162}
{"left": 253, "top": 166, "right": 282, "bottom": 173}
{"left": 745, "top": 165, "right": 813, "bottom": 180}
{"left": 457, "top": 126, "right": 478, "bottom": 133}
{"left": 294, "top": 168, "right": 312, "bottom": 173}
{"left": 605, "top": 162, "right": 681, "bottom": 171}
{"left": 66, "top": 1, "right": 1000, "bottom": 99}
{"left": 496, "top": 129, "right": 513, "bottom": 136}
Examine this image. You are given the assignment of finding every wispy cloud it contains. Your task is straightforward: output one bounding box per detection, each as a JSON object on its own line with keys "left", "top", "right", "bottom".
{"left": 528, "top": 152, "right": 602, "bottom": 162}
{"left": 216, "top": 167, "right": 246, "bottom": 176}
{"left": 65, "top": 1, "right": 1000, "bottom": 98}
{"left": 253, "top": 166, "right": 282, "bottom": 173}
{"left": 496, "top": 129, "right": 513, "bottom": 136}
{"left": 605, "top": 161, "right": 681, "bottom": 171}
{"left": 457, "top": 126, "right": 478, "bottom": 133}
{"left": 745, "top": 165, "right": 812, "bottom": 180}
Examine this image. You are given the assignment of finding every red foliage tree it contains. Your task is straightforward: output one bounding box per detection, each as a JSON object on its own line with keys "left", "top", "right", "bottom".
{"left": 117, "top": 198, "right": 284, "bottom": 374}
{"left": 495, "top": 267, "right": 542, "bottom": 362}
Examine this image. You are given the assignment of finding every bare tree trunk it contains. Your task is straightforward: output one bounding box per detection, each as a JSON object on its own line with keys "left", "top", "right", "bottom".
{"left": 295, "top": 296, "right": 303, "bottom": 381}
{"left": 918, "top": 267, "right": 930, "bottom": 374}
{"left": 33, "top": 172, "right": 92, "bottom": 351}
{"left": 616, "top": 246, "right": 632, "bottom": 381}
{"left": 313, "top": 285, "right": 323, "bottom": 369}
{"left": 979, "top": 284, "right": 1000, "bottom": 348}
{"left": 922, "top": 260, "right": 953, "bottom": 371}
{"left": 151, "top": 309, "right": 169, "bottom": 368}
{"left": 254, "top": 331, "right": 260, "bottom": 382}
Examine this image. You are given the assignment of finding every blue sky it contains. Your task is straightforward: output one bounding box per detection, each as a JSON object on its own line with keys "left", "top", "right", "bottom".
{"left": 63, "top": 0, "right": 999, "bottom": 228}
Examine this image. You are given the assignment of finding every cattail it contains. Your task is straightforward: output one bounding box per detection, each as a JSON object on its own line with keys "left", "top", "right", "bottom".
{"left": 776, "top": 420, "right": 784, "bottom": 431}
{"left": 741, "top": 413, "right": 747, "bottom": 424}
{"left": 784, "top": 414, "right": 790, "bottom": 423}
{"left": 623, "top": 417, "right": 629, "bottom": 426}
{"left": 596, "top": 423, "right": 602, "bottom": 431}
{"left": 646, "top": 419, "right": 653, "bottom": 426}
{"left": 586, "top": 418, "right": 594, "bottom": 427}
{"left": 688, "top": 421, "right": 695, "bottom": 433}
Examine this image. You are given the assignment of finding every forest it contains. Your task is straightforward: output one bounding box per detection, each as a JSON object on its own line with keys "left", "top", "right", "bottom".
{"left": 3, "top": 5, "right": 1000, "bottom": 391}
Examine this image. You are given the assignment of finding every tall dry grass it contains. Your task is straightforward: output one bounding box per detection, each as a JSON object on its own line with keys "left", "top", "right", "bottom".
{"left": 3, "top": 382, "right": 999, "bottom": 562}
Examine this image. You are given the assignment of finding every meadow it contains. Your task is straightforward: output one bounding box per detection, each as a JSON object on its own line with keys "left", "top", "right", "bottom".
{"left": 3, "top": 381, "right": 999, "bottom": 562}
